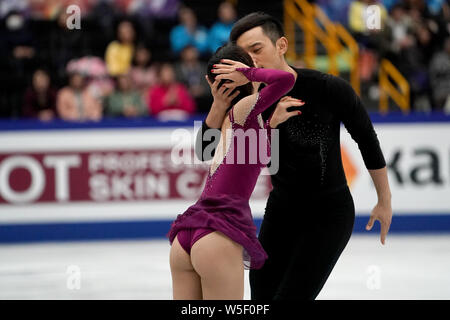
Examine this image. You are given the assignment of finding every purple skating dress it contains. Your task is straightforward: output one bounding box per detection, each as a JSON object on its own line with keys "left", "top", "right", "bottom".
{"left": 167, "top": 67, "right": 295, "bottom": 270}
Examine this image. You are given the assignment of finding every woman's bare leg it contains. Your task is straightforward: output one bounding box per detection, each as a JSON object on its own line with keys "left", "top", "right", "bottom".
{"left": 169, "top": 235, "right": 203, "bottom": 300}
{"left": 190, "top": 231, "right": 244, "bottom": 300}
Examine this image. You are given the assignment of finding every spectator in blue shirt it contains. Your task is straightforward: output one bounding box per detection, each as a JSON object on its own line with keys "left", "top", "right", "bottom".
{"left": 208, "top": 1, "right": 237, "bottom": 54}
{"left": 170, "top": 6, "right": 209, "bottom": 56}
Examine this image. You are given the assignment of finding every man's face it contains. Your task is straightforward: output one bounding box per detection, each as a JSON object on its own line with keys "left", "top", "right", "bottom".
{"left": 236, "top": 26, "right": 282, "bottom": 69}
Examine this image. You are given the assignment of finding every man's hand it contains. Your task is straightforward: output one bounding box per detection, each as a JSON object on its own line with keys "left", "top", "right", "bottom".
{"left": 269, "top": 96, "right": 305, "bottom": 128}
{"left": 366, "top": 202, "right": 392, "bottom": 245}
{"left": 367, "top": 167, "right": 392, "bottom": 245}
{"left": 211, "top": 59, "right": 251, "bottom": 90}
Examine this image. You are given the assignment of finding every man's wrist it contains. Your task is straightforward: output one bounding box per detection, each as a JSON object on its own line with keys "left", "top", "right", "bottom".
{"left": 377, "top": 193, "right": 392, "bottom": 206}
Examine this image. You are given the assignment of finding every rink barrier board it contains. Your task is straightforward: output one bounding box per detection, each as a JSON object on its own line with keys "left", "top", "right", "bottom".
{"left": 1, "top": 111, "right": 450, "bottom": 131}
{"left": 1, "top": 113, "right": 450, "bottom": 243}
{"left": 1, "top": 214, "right": 450, "bottom": 243}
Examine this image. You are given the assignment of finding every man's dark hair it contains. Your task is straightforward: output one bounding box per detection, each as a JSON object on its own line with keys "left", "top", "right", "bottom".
{"left": 229, "top": 12, "right": 284, "bottom": 45}
{"left": 207, "top": 42, "right": 255, "bottom": 109}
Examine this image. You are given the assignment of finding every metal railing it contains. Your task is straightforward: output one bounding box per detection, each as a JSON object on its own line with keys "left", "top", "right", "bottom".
{"left": 283, "top": 0, "right": 410, "bottom": 112}
{"left": 379, "top": 59, "right": 410, "bottom": 113}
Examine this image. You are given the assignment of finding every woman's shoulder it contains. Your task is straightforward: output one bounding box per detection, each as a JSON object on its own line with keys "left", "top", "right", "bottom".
{"left": 230, "top": 92, "right": 259, "bottom": 123}
{"left": 236, "top": 92, "right": 259, "bottom": 107}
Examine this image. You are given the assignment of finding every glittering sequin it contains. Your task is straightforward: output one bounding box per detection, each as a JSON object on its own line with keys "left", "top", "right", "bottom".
{"left": 234, "top": 92, "right": 260, "bottom": 127}
{"left": 284, "top": 110, "right": 333, "bottom": 184}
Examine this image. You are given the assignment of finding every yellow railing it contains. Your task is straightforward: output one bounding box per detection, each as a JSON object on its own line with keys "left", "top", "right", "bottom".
{"left": 284, "top": 0, "right": 339, "bottom": 74}
{"left": 334, "top": 23, "right": 360, "bottom": 97}
{"left": 284, "top": 0, "right": 410, "bottom": 112}
{"left": 379, "top": 59, "right": 410, "bottom": 113}
{"left": 284, "top": 0, "right": 359, "bottom": 94}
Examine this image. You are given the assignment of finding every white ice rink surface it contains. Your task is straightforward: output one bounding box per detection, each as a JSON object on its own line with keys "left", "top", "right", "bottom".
{"left": 1, "top": 234, "right": 450, "bottom": 300}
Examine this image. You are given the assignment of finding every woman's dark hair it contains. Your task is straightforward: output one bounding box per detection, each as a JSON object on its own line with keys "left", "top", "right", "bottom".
{"left": 229, "top": 12, "right": 284, "bottom": 45}
{"left": 207, "top": 42, "right": 255, "bottom": 109}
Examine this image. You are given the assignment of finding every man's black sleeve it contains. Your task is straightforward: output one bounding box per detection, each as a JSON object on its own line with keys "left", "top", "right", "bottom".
{"left": 327, "top": 75, "right": 386, "bottom": 170}
{"left": 195, "top": 120, "right": 221, "bottom": 161}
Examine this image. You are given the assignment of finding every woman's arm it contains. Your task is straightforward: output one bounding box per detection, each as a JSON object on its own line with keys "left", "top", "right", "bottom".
{"left": 231, "top": 67, "right": 295, "bottom": 127}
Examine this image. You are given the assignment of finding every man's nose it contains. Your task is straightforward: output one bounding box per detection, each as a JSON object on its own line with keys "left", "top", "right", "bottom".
{"left": 249, "top": 55, "right": 258, "bottom": 67}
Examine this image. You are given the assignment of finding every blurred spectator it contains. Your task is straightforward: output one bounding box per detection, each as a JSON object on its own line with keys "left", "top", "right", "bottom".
{"left": 0, "top": 0, "right": 29, "bottom": 19}
{"left": 174, "top": 45, "right": 211, "bottom": 113}
{"left": 426, "top": 0, "right": 446, "bottom": 16}
{"left": 22, "top": 69, "right": 57, "bottom": 121}
{"left": 105, "top": 20, "right": 136, "bottom": 76}
{"left": 0, "top": 10, "right": 38, "bottom": 118}
{"left": 170, "top": 6, "right": 209, "bottom": 56}
{"left": 396, "top": 1, "right": 438, "bottom": 110}
{"left": 317, "top": 0, "right": 352, "bottom": 25}
{"left": 56, "top": 72, "right": 102, "bottom": 121}
{"left": 130, "top": 44, "right": 158, "bottom": 100}
{"left": 429, "top": 37, "right": 450, "bottom": 111}
{"left": 28, "top": 0, "right": 93, "bottom": 20}
{"left": 381, "top": 0, "right": 401, "bottom": 11}
{"left": 348, "top": 0, "right": 388, "bottom": 35}
{"left": 105, "top": 73, "right": 147, "bottom": 118}
{"left": 406, "top": 0, "right": 446, "bottom": 60}
{"left": 444, "top": 0, "right": 450, "bottom": 24}
{"left": 88, "top": 0, "right": 118, "bottom": 56}
{"left": 385, "top": 4, "right": 415, "bottom": 55}
{"left": 66, "top": 56, "right": 115, "bottom": 103}
{"left": 48, "top": 8, "right": 90, "bottom": 87}
{"left": 403, "top": 0, "right": 433, "bottom": 19}
{"left": 115, "top": 0, "right": 179, "bottom": 18}
{"left": 148, "top": 63, "right": 196, "bottom": 120}
{"left": 208, "top": 1, "right": 237, "bottom": 53}
{"left": 348, "top": 0, "right": 389, "bottom": 81}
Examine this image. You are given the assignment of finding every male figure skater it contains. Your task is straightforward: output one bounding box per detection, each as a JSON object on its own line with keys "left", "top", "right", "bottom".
{"left": 197, "top": 12, "right": 392, "bottom": 300}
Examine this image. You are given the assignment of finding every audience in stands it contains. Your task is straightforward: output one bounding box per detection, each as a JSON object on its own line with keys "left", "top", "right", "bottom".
{"left": 105, "top": 20, "right": 136, "bottom": 76}
{"left": 105, "top": 73, "right": 147, "bottom": 118}
{"left": 48, "top": 9, "right": 90, "bottom": 88}
{"left": 347, "top": 0, "right": 449, "bottom": 111}
{"left": 169, "top": 6, "right": 209, "bottom": 56}
{"left": 1, "top": 10, "right": 38, "bottom": 118}
{"left": 174, "top": 45, "right": 211, "bottom": 113}
{"left": 348, "top": 0, "right": 389, "bottom": 81}
{"left": 130, "top": 44, "right": 158, "bottom": 102}
{"left": 208, "top": 1, "right": 237, "bottom": 53}
{"left": 56, "top": 72, "right": 102, "bottom": 121}
{"left": 429, "top": 36, "right": 450, "bottom": 111}
{"left": 1, "top": 0, "right": 449, "bottom": 121}
{"left": 148, "top": 63, "right": 196, "bottom": 121}
{"left": 22, "top": 69, "right": 57, "bottom": 121}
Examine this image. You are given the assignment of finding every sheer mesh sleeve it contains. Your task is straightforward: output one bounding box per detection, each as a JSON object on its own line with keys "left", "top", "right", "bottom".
{"left": 231, "top": 67, "right": 295, "bottom": 128}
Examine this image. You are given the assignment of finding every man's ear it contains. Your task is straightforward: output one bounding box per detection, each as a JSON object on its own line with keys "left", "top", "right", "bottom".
{"left": 276, "top": 37, "right": 289, "bottom": 56}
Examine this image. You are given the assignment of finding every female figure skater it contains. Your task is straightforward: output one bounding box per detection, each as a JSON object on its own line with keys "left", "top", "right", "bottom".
{"left": 167, "top": 43, "right": 298, "bottom": 300}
